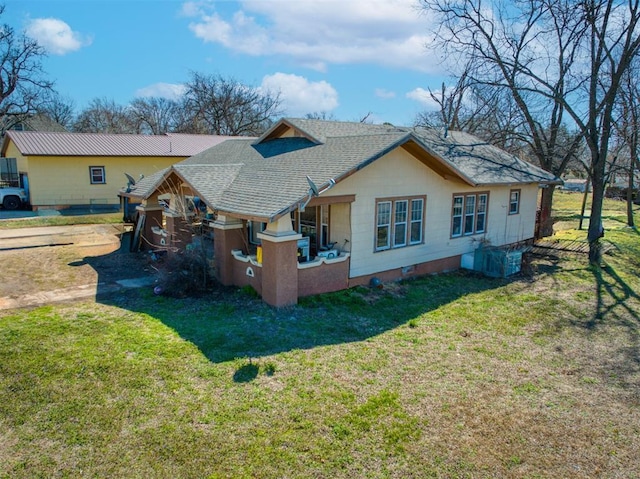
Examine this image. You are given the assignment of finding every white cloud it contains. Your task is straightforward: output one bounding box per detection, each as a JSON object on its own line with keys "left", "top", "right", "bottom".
{"left": 375, "top": 88, "right": 396, "bottom": 99}
{"left": 180, "top": 1, "right": 204, "bottom": 17}
{"left": 186, "top": 0, "right": 443, "bottom": 73}
{"left": 260, "top": 73, "right": 339, "bottom": 116}
{"left": 406, "top": 87, "right": 440, "bottom": 110}
{"left": 26, "top": 18, "right": 90, "bottom": 55}
{"left": 135, "top": 83, "right": 187, "bottom": 100}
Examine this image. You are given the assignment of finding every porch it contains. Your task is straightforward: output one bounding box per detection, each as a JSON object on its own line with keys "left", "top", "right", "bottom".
{"left": 134, "top": 190, "right": 354, "bottom": 307}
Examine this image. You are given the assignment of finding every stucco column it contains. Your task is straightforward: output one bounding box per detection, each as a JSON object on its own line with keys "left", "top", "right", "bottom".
{"left": 258, "top": 215, "right": 301, "bottom": 307}
{"left": 135, "top": 203, "right": 163, "bottom": 251}
{"left": 164, "top": 212, "right": 192, "bottom": 252}
{"left": 211, "top": 215, "right": 245, "bottom": 286}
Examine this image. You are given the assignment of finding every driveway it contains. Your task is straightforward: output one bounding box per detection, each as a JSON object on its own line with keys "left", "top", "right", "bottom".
{"left": 0, "top": 224, "right": 124, "bottom": 250}
{"left": 0, "top": 223, "right": 154, "bottom": 310}
{"left": 0, "top": 206, "right": 120, "bottom": 221}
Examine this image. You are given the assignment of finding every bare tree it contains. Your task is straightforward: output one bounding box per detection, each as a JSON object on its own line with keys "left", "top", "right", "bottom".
{"left": 422, "top": 0, "right": 587, "bottom": 238}
{"left": 0, "top": 4, "right": 54, "bottom": 133}
{"left": 73, "top": 98, "right": 138, "bottom": 133}
{"left": 181, "top": 72, "right": 281, "bottom": 136}
{"left": 614, "top": 64, "right": 640, "bottom": 227}
{"left": 36, "top": 92, "right": 76, "bottom": 130}
{"left": 130, "top": 96, "right": 180, "bottom": 135}
{"left": 415, "top": 69, "right": 476, "bottom": 132}
{"left": 567, "top": 0, "right": 640, "bottom": 262}
{"left": 415, "top": 73, "right": 531, "bottom": 154}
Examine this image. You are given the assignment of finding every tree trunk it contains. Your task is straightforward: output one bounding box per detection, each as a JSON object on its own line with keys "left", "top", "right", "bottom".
{"left": 537, "top": 186, "right": 555, "bottom": 238}
{"left": 587, "top": 170, "right": 606, "bottom": 265}
{"left": 579, "top": 175, "right": 591, "bottom": 231}
{"left": 627, "top": 163, "right": 636, "bottom": 227}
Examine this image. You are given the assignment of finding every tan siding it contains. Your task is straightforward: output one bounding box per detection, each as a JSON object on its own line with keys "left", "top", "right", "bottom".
{"left": 330, "top": 148, "right": 539, "bottom": 279}
{"left": 503, "top": 185, "right": 537, "bottom": 241}
{"left": 329, "top": 203, "right": 352, "bottom": 252}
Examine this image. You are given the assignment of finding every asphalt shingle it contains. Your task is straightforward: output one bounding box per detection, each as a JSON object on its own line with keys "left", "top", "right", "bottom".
{"left": 125, "top": 118, "right": 561, "bottom": 221}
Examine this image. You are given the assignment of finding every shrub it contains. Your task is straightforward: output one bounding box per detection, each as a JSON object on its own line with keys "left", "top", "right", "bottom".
{"left": 154, "top": 249, "right": 215, "bottom": 297}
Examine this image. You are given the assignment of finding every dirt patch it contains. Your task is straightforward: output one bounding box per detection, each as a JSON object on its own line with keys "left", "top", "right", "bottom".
{"left": 0, "top": 228, "right": 153, "bottom": 299}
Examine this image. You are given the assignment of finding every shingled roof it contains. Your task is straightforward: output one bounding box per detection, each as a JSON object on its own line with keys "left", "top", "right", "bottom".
{"left": 2, "top": 130, "right": 233, "bottom": 157}
{"left": 123, "top": 118, "right": 561, "bottom": 222}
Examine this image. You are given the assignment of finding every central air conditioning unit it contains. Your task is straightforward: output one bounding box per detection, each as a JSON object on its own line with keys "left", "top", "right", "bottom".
{"left": 473, "top": 245, "right": 523, "bottom": 278}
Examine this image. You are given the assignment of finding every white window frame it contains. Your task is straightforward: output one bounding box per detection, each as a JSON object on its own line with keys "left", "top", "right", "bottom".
{"left": 476, "top": 194, "right": 487, "bottom": 233}
{"left": 410, "top": 198, "right": 424, "bottom": 245}
{"left": 509, "top": 189, "right": 520, "bottom": 215}
{"left": 452, "top": 195, "right": 464, "bottom": 237}
{"left": 393, "top": 200, "right": 408, "bottom": 247}
{"left": 376, "top": 201, "right": 392, "bottom": 251}
{"left": 375, "top": 196, "right": 425, "bottom": 252}
{"left": 89, "top": 166, "right": 106, "bottom": 184}
{"left": 464, "top": 194, "right": 476, "bottom": 235}
{"left": 451, "top": 192, "right": 489, "bottom": 238}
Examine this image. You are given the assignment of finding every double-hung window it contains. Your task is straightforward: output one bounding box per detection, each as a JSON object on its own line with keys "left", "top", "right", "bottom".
{"left": 376, "top": 197, "right": 425, "bottom": 251}
{"left": 476, "top": 194, "right": 487, "bottom": 232}
{"left": 376, "top": 201, "right": 392, "bottom": 250}
{"left": 89, "top": 166, "right": 106, "bottom": 184}
{"left": 451, "top": 192, "right": 488, "bottom": 237}
{"left": 509, "top": 189, "right": 520, "bottom": 215}
{"left": 410, "top": 198, "right": 424, "bottom": 244}
{"left": 393, "top": 200, "right": 408, "bottom": 247}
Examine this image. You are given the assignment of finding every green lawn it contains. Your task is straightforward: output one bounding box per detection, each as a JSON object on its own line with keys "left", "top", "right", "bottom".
{"left": 0, "top": 212, "right": 123, "bottom": 229}
{"left": 1, "top": 194, "right": 639, "bottom": 478}
{"left": 552, "top": 189, "right": 638, "bottom": 233}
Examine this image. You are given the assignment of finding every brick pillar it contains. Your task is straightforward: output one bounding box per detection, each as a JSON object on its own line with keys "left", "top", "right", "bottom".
{"left": 135, "top": 203, "right": 164, "bottom": 251}
{"left": 258, "top": 216, "right": 301, "bottom": 307}
{"left": 164, "top": 212, "right": 192, "bottom": 252}
{"left": 211, "top": 216, "right": 245, "bottom": 286}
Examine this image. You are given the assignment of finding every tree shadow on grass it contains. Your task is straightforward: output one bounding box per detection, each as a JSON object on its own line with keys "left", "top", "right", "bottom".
{"left": 95, "top": 270, "right": 502, "bottom": 370}
{"left": 589, "top": 264, "right": 640, "bottom": 327}
{"left": 561, "top": 257, "right": 640, "bottom": 394}
{"left": 233, "top": 362, "right": 260, "bottom": 383}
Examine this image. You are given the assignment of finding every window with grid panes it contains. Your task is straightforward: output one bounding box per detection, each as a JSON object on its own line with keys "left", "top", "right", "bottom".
{"left": 451, "top": 192, "right": 489, "bottom": 237}
{"left": 375, "top": 197, "right": 425, "bottom": 251}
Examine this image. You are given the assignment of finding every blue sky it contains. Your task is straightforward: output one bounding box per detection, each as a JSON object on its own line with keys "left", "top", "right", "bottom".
{"left": 5, "top": 0, "right": 450, "bottom": 126}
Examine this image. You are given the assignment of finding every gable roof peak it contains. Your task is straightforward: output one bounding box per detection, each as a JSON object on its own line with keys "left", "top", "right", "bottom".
{"left": 255, "top": 117, "right": 415, "bottom": 147}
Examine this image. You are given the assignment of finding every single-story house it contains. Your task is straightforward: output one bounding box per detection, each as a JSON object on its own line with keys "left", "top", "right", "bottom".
{"left": 0, "top": 130, "right": 231, "bottom": 210}
{"left": 2, "top": 113, "right": 69, "bottom": 134}
{"left": 559, "top": 178, "right": 588, "bottom": 193}
{"left": 122, "top": 118, "right": 561, "bottom": 307}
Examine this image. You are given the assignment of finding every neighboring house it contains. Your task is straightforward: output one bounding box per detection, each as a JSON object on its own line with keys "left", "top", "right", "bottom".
{"left": 1, "top": 131, "right": 231, "bottom": 210}
{"left": 560, "top": 178, "right": 588, "bottom": 193}
{"left": 4, "top": 113, "right": 69, "bottom": 133}
{"left": 122, "top": 118, "right": 560, "bottom": 307}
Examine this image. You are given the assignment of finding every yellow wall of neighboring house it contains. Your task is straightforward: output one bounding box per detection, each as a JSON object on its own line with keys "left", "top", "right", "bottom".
{"left": 24, "top": 154, "right": 178, "bottom": 208}
{"left": 3, "top": 141, "right": 29, "bottom": 173}
{"left": 2, "top": 136, "right": 183, "bottom": 208}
